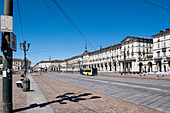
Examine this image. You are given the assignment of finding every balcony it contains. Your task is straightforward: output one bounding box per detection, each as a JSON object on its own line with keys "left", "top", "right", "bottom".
{"left": 154, "top": 56, "right": 162, "bottom": 60}
{"left": 126, "top": 57, "right": 136, "bottom": 61}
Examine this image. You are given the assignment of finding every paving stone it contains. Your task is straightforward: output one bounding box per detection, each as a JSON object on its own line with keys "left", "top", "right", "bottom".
{"left": 156, "top": 104, "right": 170, "bottom": 112}
{"left": 32, "top": 74, "right": 161, "bottom": 113}
{"left": 164, "top": 107, "right": 170, "bottom": 113}
{"left": 0, "top": 74, "right": 27, "bottom": 113}
{"left": 43, "top": 72, "right": 170, "bottom": 113}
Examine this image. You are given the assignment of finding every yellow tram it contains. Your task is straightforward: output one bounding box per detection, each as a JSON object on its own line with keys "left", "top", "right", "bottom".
{"left": 80, "top": 68, "right": 97, "bottom": 76}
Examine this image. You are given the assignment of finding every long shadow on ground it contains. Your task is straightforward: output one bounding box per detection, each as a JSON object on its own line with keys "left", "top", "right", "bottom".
{"left": 13, "top": 92, "right": 101, "bottom": 112}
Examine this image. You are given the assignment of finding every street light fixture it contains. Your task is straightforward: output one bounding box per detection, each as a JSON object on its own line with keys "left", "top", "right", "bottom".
{"left": 20, "top": 41, "right": 30, "bottom": 76}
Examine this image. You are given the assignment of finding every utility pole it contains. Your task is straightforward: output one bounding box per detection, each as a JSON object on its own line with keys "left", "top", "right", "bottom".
{"left": 2, "top": 0, "right": 13, "bottom": 112}
{"left": 20, "top": 41, "right": 30, "bottom": 76}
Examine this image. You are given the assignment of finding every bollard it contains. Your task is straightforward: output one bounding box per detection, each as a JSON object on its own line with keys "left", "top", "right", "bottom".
{"left": 23, "top": 77, "right": 30, "bottom": 92}
{"left": 121, "top": 72, "right": 122, "bottom": 76}
{"left": 21, "top": 74, "right": 25, "bottom": 77}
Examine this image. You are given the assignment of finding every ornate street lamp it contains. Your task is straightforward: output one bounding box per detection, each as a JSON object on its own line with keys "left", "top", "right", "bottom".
{"left": 20, "top": 41, "right": 30, "bottom": 76}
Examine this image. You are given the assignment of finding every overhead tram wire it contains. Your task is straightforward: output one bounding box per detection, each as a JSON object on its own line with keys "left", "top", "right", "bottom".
{"left": 40, "top": 1, "right": 85, "bottom": 94}
{"left": 66, "top": 0, "right": 100, "bottom": 46}
{"left": 142, "top": 0, "right": 170, "bottom": 12}
{"left": 17, "top": 0, "right": 24, "bottom": 41}
{"left": 16, "top": 44, "right": 109, "bottom": 54}
{"left": 43, "top": 0, "right": 77, "bottom": 54}
{"left": 52, "top": 0, "right": 88, "bottom": 95}
{"left": 52, "top": 0, "right": 96, "bottom": 51}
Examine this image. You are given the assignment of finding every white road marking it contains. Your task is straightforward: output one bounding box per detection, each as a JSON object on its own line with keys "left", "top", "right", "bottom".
{"left": 80, "top": 77, "right": 169, "bottom": 92}
{"left": 46, "top": 73, "right": 170, "bottom": 93}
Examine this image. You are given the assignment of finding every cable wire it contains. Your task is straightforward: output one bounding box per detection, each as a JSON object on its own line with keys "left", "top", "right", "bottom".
{"left": 52, "top": 0, "right": 96, "bottom": 51}
{"left": 17, "top": 0, "right": 25, "bottom": 41}
{"left": 43, "top": 0, "right": 77, "bottom": 54}
{"left": 142, "top": 0, "right": 170, "bottom": 12}
{"left": 66, "top": 0, "right": 100, "bottom": 46}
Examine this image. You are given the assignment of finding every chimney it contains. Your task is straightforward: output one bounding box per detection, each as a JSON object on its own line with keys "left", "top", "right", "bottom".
{"left": 165, "top": 28, "right": 170, "bottom": 31}
{"left": 147, "top": 37, "right": 149, "bottom": 39}
{"left": 49, "top": 56, "right": 51, "bottom": 61}
{"left": 144, "top": 37, "right": 146, "bottom": 39}
{"left": 140, "top": 36, "right": 142, "bottom": 38}
{"left": 160, "top": 30, "right": 163, "bottom": 33}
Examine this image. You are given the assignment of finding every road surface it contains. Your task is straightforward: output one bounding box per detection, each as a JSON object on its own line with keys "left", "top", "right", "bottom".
{"left": 43, "top": 72, "right": 170, "bottom": 113}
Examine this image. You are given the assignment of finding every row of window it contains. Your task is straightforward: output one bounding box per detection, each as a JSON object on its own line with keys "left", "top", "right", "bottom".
{"left": 156, "top": 49, "right": 170, "bottom": 57}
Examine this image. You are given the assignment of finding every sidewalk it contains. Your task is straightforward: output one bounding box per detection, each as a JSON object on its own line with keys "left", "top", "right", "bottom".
{"left": 0, "top": 73, "right": 162, "bottom": 113}
{"left": 0, "top": 74, "right": 27, "bottom": 113}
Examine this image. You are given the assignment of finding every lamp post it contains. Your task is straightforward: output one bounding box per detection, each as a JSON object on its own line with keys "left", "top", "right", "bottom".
{"left": 19, "top": 41, "right": 30, "bottom": 76}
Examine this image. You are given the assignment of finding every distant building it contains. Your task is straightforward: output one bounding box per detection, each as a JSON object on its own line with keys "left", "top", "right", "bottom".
{"left": 33, "top": 36, "right": 153, "bottom": 73}
{"left": 13, "top": 58, "right": 31, "bottom": 72}
{"left": 80, "top": 36, "right": 153, "bottom": 73}
{"left": 0, "top": 57, "right": 31, "bottom": 73}
{"left": 33, "top": 28, "right": 170, "bottom": 74}
{"left": 33, "top": 60, "right": 62, "bottom": 72}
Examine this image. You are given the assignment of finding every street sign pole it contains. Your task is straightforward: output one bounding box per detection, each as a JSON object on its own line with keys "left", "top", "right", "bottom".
{"left": 2, "top": 0, "right": 13, "bottom": 112}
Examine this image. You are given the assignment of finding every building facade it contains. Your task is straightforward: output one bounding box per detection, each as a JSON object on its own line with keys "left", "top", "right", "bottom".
{"left": 152, "top": 28, "right": 170, "bottom": 72}
{"left": 33, "top": 36, "right": 153, "bottom": 73}
{"left": 33, "top": 60, "right": 62, "bottom": 72}
{"left": 81, "top": 36, "right": 153, "bottom": 73}
{"left": 13, "top": 58, "right": 31, "bottom": 72}
{"left": 0, "top": 57, "right": 31, "bottom": 73}
{"left": 33, "top": 28, "right": 170, "bottom": 74}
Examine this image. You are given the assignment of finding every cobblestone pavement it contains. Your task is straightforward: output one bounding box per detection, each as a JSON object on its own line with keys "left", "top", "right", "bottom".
{"left": 44, "top": 72, "right": 170, "bottom": 113}
{"left": 32, "top": 73, "right": 161, "bottom": 113}
{"left": 0, "top": 74, "right": 27, "bottom": 113}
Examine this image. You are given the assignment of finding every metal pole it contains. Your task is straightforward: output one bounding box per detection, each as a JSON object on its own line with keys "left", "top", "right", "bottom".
{"left": 3, "top": 0, "right": 13, "bottom": 112}
{"left": 24, "top": 49, "right": 27, "bottom": 75}
{"left": 20, "top": 41, "right": 30, "bottom": 76}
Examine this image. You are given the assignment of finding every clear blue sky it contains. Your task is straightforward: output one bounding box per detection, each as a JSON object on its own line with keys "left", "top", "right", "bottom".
{"left": 0, "top": 0, "right": 170, "bottom": 66}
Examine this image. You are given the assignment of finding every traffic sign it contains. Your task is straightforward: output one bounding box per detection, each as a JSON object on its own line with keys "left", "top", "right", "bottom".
{"left": 10, "top": 32, "right": 16, "bottom": 52}
{"left": 0, "top": 15, "right": 13, "bottom": 32}
{"left": 72, "top": 65, "right": 74, "bottom": 70}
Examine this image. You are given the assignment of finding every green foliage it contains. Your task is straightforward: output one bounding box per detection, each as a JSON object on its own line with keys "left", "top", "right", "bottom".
{"left": 146, "top": 55, "right": 153, "bottom": 59}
